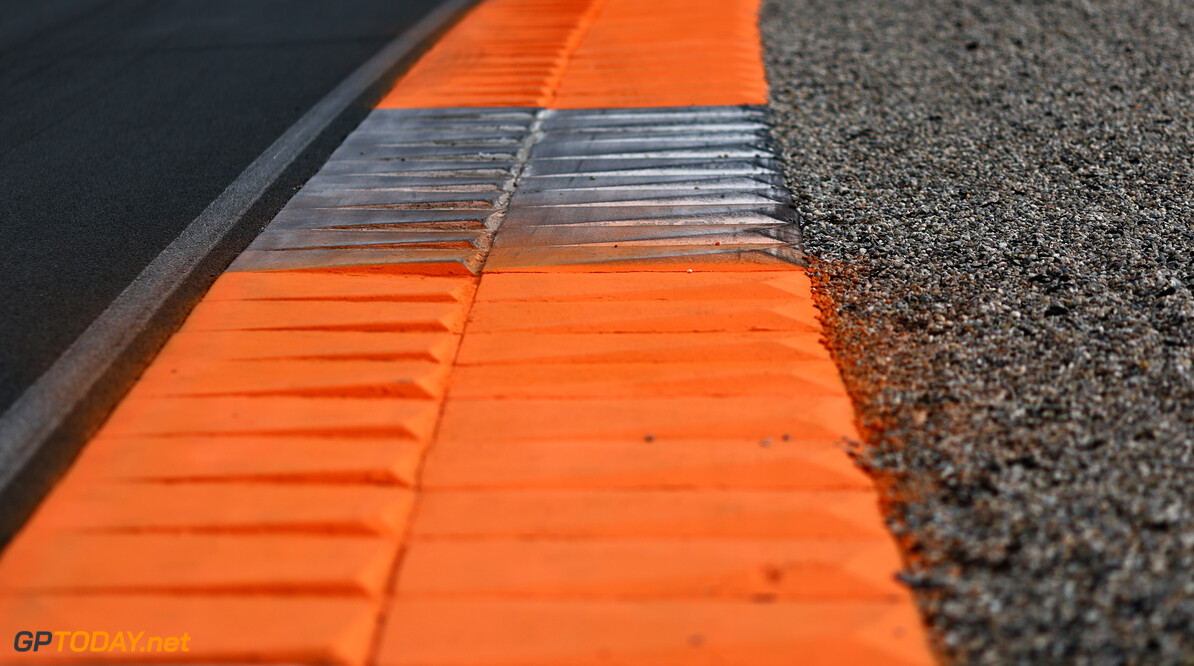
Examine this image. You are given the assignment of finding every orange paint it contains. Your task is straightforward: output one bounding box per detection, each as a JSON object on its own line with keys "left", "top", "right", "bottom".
{"left": 420, "top": 437, "right": 872, "bottom": 491}
{"left": 379, "top": 0, "right": 767, "bottom": 109}
{"left": 21, "top": 482, "right": 414, "bottom": 535}
{"left": 378, "top": 600, "right": 928, "bottom": 666}
{"left": 380, "top": 265, "right": 931, "bottom": 664}
{"left": 436, "top": 395, "right": 857, "bottom": 442}
{"left": 73, "top": 436, "right": 426, "bottom": 485}
{"left": 0, "top": 271, "right": 470, "bottom": 665}
{"left": 549, "top": 0, "right": 770, "bottom": 108}
{"left": 412, "top": 489, "right": 891, "bottom": 540}
{"left": 396, "top": 539, "right": 911, "bottom": 600}
{"left": 379, "top": 0, "right": 598, "bottom": 108}
{"left": 447, "top": 360, "right": 849, "bottom": 398}
{"left": 97, "top": 395, "right": 439, "bottom": 440}
{"left": 473, "top": 270, "right": 817, "bottom": 302}
{"left": 454, "top": 331, "right": 832, "bottom": 365}
{"left": 204, "top": 271, "right": 475, "bottom": 303}
{"left": 0, "top": 533, "right": 396, "bottom": 595}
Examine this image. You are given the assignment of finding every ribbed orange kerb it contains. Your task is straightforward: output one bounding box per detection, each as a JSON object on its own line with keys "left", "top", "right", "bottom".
{"left": 379, "top": 0, "right": 768, "bottom": 109}
{"left": 550, "top": 0, "right": 769, "bottom": 107}
{"left": 378, "top": 0, "right": 598, "bottom": 108}
{"left": 375, "top": 265, "right": 936, "bottom": 666}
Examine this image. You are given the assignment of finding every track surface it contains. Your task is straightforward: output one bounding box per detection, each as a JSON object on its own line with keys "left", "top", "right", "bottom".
{"left": 763, "top": 0, "right": 1194, "bottom": 663}
{"left": 0, "top": 0, "right": 446, "bottom": 415}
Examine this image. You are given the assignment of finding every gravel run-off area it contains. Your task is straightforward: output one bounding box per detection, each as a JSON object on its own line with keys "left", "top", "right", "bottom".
{"left": 761, "top": 1, "right": 1194, "bottom": 663}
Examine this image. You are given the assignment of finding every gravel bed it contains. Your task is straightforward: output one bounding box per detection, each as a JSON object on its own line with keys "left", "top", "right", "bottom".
{"left": 760, "top": 1, "right": 1194, "bottom": 663}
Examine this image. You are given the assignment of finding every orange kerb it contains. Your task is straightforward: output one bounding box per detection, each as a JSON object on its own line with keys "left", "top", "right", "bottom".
{"left": 377, "top": 265, "right": 933, "bottom": 665}
{"left": 550, "top": 0, "right": 770, "bottom": 108}
{"left": 379, "top": 0, "right": 768, "bottom": 109}
{"left": 379, "top": 0, "right": 598, "bottom": 108}
{"left": 379, "top": 599, "right": 929, "bottom": 666}
{"left": 0, "top": 271, "right": 471, "bottom": 665}
{"left": 396, "top": 539, "right": 910, "bottom": 600}
{"left": 0, "top": 533, "right": 397, "bottom": 595}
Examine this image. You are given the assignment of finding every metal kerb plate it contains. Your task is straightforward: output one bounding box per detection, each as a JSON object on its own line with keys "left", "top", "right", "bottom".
{"left": 231, "top": 105, "right": 803, "bottom": 276}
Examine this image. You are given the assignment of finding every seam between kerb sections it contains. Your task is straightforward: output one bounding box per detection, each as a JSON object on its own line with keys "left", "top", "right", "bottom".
{"left": 0, "top": 0, "right": 937, "bottom": 665}
{"left": 360, "top": 106, "right": 547, "bottom": 666}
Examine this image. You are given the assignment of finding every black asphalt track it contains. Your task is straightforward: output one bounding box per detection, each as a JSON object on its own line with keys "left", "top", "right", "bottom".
{"left": 0, "top": 0, "right": 447, "bottom": 415}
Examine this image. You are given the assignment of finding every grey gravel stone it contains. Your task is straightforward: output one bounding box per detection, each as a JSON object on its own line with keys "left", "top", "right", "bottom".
{"left": 760, "top": 0, "right": 1194, "bottom": 663}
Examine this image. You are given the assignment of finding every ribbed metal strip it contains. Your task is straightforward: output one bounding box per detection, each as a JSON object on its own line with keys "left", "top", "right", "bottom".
{"left": 230, "top": 105, "right": 802, "bottom": 277}
{"left": 493, "top": 105, "right": 803, "bottom": 270}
